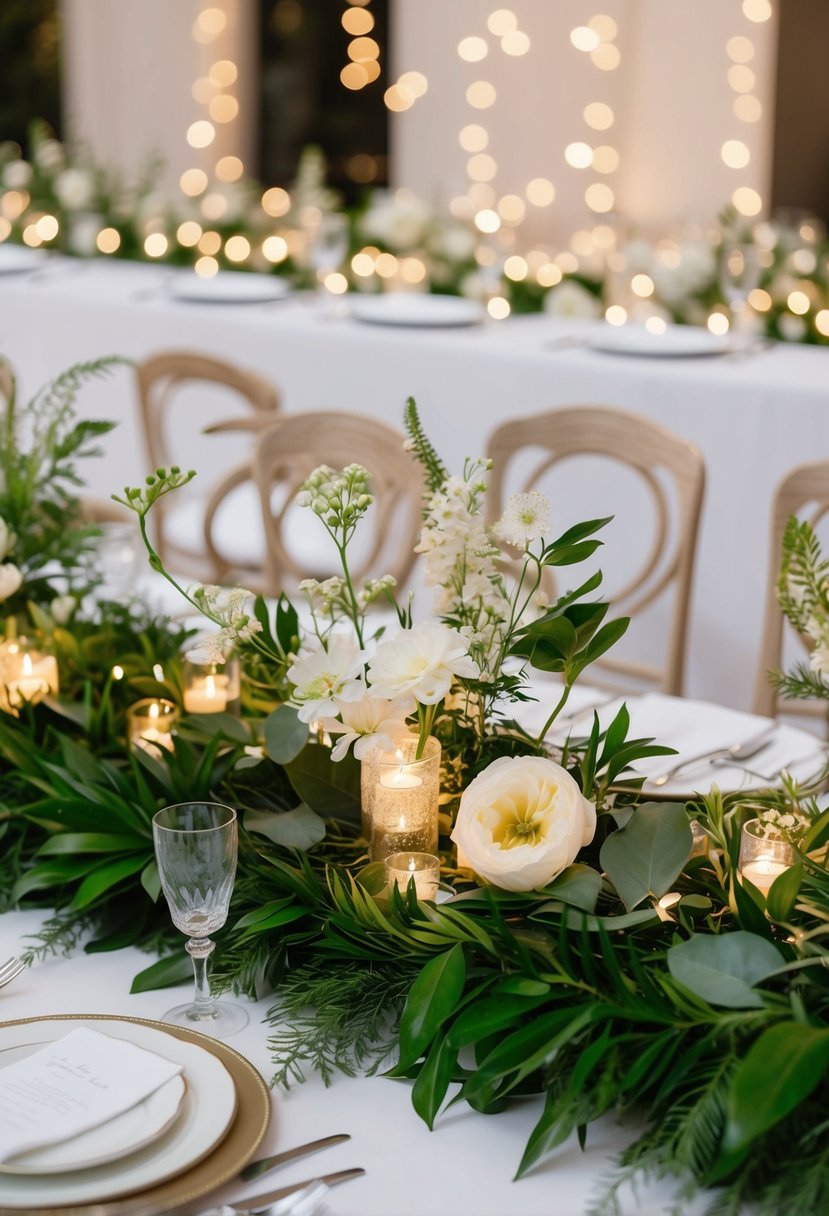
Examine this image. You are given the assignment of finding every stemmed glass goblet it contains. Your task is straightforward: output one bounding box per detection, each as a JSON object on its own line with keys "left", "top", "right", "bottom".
{"left": 308, "top": 212, "right": 349, "bottom": 316}
{"left": 719, "top": 243, "right": 761, "bottom": 336}
{"left": 152, "top": 801, "right": 248, "bottom": 1037}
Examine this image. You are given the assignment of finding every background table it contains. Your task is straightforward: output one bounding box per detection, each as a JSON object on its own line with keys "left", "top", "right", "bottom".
{"left": 2, "top": 257, "right": 829, "bottom": 710}
{"left": 0, "top": 908, "right": 711, "bottom": 1216}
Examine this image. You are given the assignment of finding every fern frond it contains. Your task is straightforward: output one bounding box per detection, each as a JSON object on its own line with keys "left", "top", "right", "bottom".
{"left": 403, "top": 397, "right": 448, "bottom": 498}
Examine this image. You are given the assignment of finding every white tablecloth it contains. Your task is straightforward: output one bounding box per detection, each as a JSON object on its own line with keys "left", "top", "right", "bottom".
{"left": 3, "top": 257, "right": 829, "bottom": 710}
{"left": 0, "top": 908, "right": 709, "bottom": 1216}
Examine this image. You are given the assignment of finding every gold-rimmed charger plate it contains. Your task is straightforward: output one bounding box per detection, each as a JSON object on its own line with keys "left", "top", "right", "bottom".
{"left": 0, "top": 1014, "right": 271, "bottom": 1216}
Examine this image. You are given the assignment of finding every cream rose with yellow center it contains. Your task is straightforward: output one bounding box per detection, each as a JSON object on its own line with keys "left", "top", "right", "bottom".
{"left": 451, "top": 755, "right": 596, "bottom": 891}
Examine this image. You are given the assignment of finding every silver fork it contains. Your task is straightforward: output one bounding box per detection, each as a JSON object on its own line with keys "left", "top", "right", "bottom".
{"left": 649, "top": 726, "right": 776, "bottom": 788}
{"left": 0, "top": 957, "right": 24, "bottom": 989}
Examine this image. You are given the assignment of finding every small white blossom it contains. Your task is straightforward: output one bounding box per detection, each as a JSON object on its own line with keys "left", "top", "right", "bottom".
{"left": 50, "top": 595, "right": 76, "bottom": 625}
{"left": 287, "top": 634, "right": 366, "bottom": 722}
{"left": 495, "top": 491, "right": 553, "bottom": 549}
{"left": 320, "top": 693, "right": 415, "bottom": 761}
{"left": 0, "top": 563, "right": 22, "bottom": 602}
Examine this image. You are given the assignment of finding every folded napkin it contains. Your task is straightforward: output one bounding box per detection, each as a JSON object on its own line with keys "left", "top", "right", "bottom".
{"left": 0, "top": 1027, "right": 183, "bottom": 1163}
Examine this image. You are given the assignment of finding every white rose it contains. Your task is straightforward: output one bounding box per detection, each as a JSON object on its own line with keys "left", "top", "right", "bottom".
{"left": 54, "top": 168, "right": 95, "bottom": 211}
{"left": 0, "top": 516, "right": 14, "bottom": 562}
{"left": 3, "top": 159, "right": 32, "bottom": 189}
{"left": 451, "top": 755, "right": 596, "bottom": 891}
{"left": 0, "top": 563, "right": 23, "bottom": 602}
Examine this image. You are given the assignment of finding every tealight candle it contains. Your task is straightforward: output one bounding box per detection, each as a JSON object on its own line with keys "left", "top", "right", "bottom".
{"left": 361, "top": 736, "right": 441, "bottom": 862}
{"left": 127, "top": 698, "right": 179, "bottom": 758}
{"left": 738, "top": 818, "right": 796, "bottom": 898}
{"left": 182, "top": 655, "right": 240, "bottom": 716}
{"left": 386, "top": 852, "right": 441, "bottom": 902}
{"left": 740, "top": 857, "right": 790, "bottom": 896}
{"left": 1, "top": 641, "right": 58, "bottom": 713}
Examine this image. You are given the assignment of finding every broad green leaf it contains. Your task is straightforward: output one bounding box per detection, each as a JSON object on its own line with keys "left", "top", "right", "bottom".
{"left": 765, "top": 862, "right": 803, "bottom": 922}
{"left": 234, "top": 898, "right": 295, "bottom": 930}
{"left": 68, "top": 854, "right": 149, "bottom": 911}
{"left": 13, "top": 858, "right": 100, "bottom": 900}
{"left": 285, "top": 745, "right": 360, "bottom": 821}
{"left": 140, "top": 858, "right": 161, "bottom": 902}
{"left": 245, "top": 805, "right": 326, "bottom": 851}
{"left": 600, "top": 802, "right": 692, "bottom": 909}
{"left": 37, "top": 832, "right": 145, "bottom": 856}
{"left": 412, "top": 1033, "right": 459, "bottom": 1130}
{"left": 185, "top": 712, "right": 250, "bottom": 743}
{"left": 264, "top": 705, "right": 309, "bottom": 764}
{"left": 667, "top": 931, "right": 783, "bottom": 1009}
{"left": 395, "top": 944, "right": 466, "bottom": 1070}
{"left": 712, "top": 1022, "right": 829, "bottom": 1179}
{"left": 446, "top": 991, "right": 550, "bottom": 1049}
{"left": 540, "top": 863, "right": 602, "bottom": 912}
{"left": 130, "top": 953, "right": 193, "bottom": 993}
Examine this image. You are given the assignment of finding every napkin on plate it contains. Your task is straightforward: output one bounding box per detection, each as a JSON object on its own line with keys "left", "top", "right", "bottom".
{"left": 0, "top": 1027, "right": 183, "bottom": 1163}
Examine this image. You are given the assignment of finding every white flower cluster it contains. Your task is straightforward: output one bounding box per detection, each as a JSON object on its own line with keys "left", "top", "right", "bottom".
{"left": 296, "top": 464, "right": 374, "bottom": 536}
{"left": 189, "top": 583, "right": 262, "bottom": 661}
{"left": 299, "top": 573, "right": 397, "bottom": 621}
{"left": 756, "top": 805, "right": 810, "bottom": 845}
{"left": 0, "top": 517, "right": 22, "bottom": 604}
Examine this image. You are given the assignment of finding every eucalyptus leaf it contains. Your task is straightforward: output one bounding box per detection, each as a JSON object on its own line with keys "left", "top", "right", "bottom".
{"left": 600, "top": 802, "right": 692, "bottom": 910}
{"left": 265, "top": 704, "right": 309, "bottom": 764}
{"left": 245, "top": 805, "right": 326, "bottom": 851}
{"left": 539, "top": 864, "right": 602, "bottom": 912}
{"left": 130, "top": 953, "right": 193, "bottom": 993}
{"left": 285, "top": 745, "right": 360, "bottom": 821}
{"left": 667, "top": 931, "right": 783, "bottom": 1009}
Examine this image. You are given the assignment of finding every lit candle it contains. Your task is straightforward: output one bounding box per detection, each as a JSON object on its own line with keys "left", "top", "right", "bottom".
{"left": 379, "top": 757, "right": 423, "bottom": 791}
{"left": 183, "top": 672, "right": 229, "bottom": 714}
{"left": 740, "top": 856, "right": 790, "bottom": 896}
{"left": 127, "top": 698, "right": 179, "bottom": 758}
{"left": 386, "top": 852, "right": 441, "bottom": 902}
{"left": 360, "top": 737, "right": 441, "bottom": 862}
{"left": 5, "top": 652, "right": 49, "bottom": 708}
{"left": 738, "top": 817, "right": 796, "bottom": 898}
{"left": 182, "top": 654, "right": 240, "bottom": 716}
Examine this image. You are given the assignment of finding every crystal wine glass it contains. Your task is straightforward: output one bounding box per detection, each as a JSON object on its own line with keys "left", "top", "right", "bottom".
{"left": 308, "top": 213, "right": 349, "bottom": 316}
{"left": 719, "top": 243, "right": 761, "bottom": 334}
{"left": 152, "top": 802, "right": 248, "bottom": 1036}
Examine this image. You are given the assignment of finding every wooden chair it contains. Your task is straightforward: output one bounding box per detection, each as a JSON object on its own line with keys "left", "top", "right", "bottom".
{"left": 134, "top": 351, "right": 280, "bottom": 577}
{"left": 252, "top": 412, "right": 425, "bottom": 597}
{"left": 753, "top": 460, "right": 829, "bottom": 721}
{"left": 485, "top": 406, "right": 706, "bottom": 696}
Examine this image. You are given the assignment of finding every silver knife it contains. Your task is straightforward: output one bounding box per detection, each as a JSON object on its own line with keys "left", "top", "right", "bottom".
{"left": 229, "top": 1168, "right": 366, "bottom": 1211}
{"left": 240, "top": 1133, "right": 351, "bottom": 1182}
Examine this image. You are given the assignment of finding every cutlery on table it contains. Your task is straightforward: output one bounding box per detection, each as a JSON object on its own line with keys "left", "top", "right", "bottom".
{"left": 240, "top": 1133, "right": 351, "bottom": 1182}
{"left": 199, "top": 1169, "right": 365, "bottom": 1216}
{"left": 649, "top": 725, "right": 777, "bottom": 788}
{"left": 0, "top": 956, "right": 24, "bottom": 989}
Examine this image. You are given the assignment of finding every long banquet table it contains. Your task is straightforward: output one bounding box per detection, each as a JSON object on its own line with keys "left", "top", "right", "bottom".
{"left": 0, "top": 906, "right": 711, "bottom": 1216}
{"left": 2, "top": 256, "right": 829, "bottom": 712}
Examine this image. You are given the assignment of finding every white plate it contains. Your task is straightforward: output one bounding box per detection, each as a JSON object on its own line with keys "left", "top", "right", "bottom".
{"left": 2, "top": 1072, "right": 186, "bottom": 1175}
{"left": 0, "top": 246, "right": 47, "bottom": 274}
{"left": 349, "top": 292, "right": 486, "bottom": 328}
{"left": 169, "top": 271, "right": 292, "bottom": 303}
{"left": 587, "top": 323, "right": 732, "bottom": 357}
{"left": 0, "top": 1018, "right": 236, "bottom": 1208}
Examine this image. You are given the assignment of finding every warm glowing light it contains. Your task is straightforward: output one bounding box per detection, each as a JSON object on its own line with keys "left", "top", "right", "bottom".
{"left": 198, "top": 230, "right": 222, "bottom": 255}
{"left": 592, "top": 145, "right": 620, "bottom": 174}
{"left": 537, "top": 263, "right": 562, "bottom": 287}
{"left": 526, "top": 177, "right": 555, "bottom": 206}
{"left": 591, "top": 43, "right": 621, "bottom": 70}
{"left": 362, "top": 61, "right": 382, "bottom": 84}
{"left": 460, "top": 124, "right": 489, "bottom": 152}
{"left": 385, "top": 84, "right": 414, "bottom": 112}
{"left": 192, "top": 77, "right": 217, "bottom": 104}
{"left": 400, "top": 257, "right": 426, "bottom": 284}
{"left": 748, "top": 287, "right": 772, "bottom": 311}
{"left": 571, "top": 229, "right": 594, "bottom": 256}
{"left": 487, "top": 9, "right": 517, "bottom": 35}
{"left": 195, "top": 255, "right": 219, "bottom": 277}
{"left": 592, "top": 224, "right": 616, "bottom": 250}
{"left": 645, "top": 316, "right": 667, "bottom": 335}
{"left": 504, "top": 255, "right": 528, "bottom": 280}
{"left": 488, "top": 297, "right": 511, "bottom": 320}
{"left": 605, "top": 305, "right": 627, "bottom": 325}
{"left": 348, "top": 36, "right": 380, "bottom": 62}
{"left": 584, "top": 101, "right": 614, "bottom": 130}
{"left": 721, "top": 139, "right": 750, "bottom": 169}
{"left": 225, "top": 234, "right": 251, "bottom": 262}
{"left": 351, "top": 251, "right": 375, "bottom": 276}
{"left": 734, "top": 94, "right": 762, "bottom": 122}
{"left": 742, "top": 0, "right": 772, "bottom": 21}
{"left": 788, "top": 290, "right": 810, "bottom": 315}
{"left": 193, "top": 7, "right": 226, "bottom": 42}
{"left": 732, "top": 186, "right": 762, "bottom": 216}
{"left": 501, "top": 31, "right": 530, "bottom": 55}
{"left": 728, "top": 65, "right": 755, "bottom": 93}
{"left": 216, "top": 155, "right": 243, "bottom": 182}
{"left": 180, "top": 168, "right": 208, "bottom": 197}
{"left": 469, "top": 183, "right": 496, "bottom": 208}
{"left": 468, "top": 154, "right": 497, "bottom": 182}
{"left": 342, "top": 6, "right": 374, "bottom": 34}
{"left": 144, "top": 233, "right": 168, "bottom": 258}
{"left": 0, "top": 218, "right": 10, "bottom": 241}
{"left": 570, "top": 26, "right": 600, "bottom": 51}
{"left": 187, "top": 120, "right": 216, "bottom": 149}
{"left": 474, "top": 209, "right": 501, "bottom": 234}
{"left": 262, "top": 187, "right": 291, "bottom": 217}
{"left": 36, "top": 214, "right": 58, "bottom": 241}
{"left": 585, "top": 183, "right": 615, "bottom": 212}
{"left": 341, "top": 62, "right": 369, "bottom": 89}
{"left": 177, "top": 221, "right": 202, "bottom": 246}
{"left": 324, "top": 271, "right": 349, "bottom": 294}
{"left": 555, "top": 252, "right": 579, "bottom": 273}
{"left": 588, "top": 14, "right": 618, "bottom": 40}
{"left": 96, "top": 227, "right": 120, "bottom": 254}
{"left": 458, "top": 36, "right": 488, "bottom": 62}
{"left": 262, "top": 235, "right": 288, "bottom": 263}
{"left": 201, "top": 192, "right": 228, "bottom": 220}
{"left": 631, "top": 273, "right": 655, "bottom": 297}
{"left": 467, "top": 81, "right": 496, "bottom": 108}
{"left": 374, "top": 252, "right": 398, "bottom": 278}
{"left": 209, "top": 94, "right": 239, "bottom": 123}
{"left": 726, "top": 35, "right": 754, "bottom": 62}
{"left": 347, "top": 153, "right": 380, "bottom": 182}
{"left": 708, "top": 312, "right": 730, "bottom": 335}
{"left": 792, "top": 248, "right": 817, "bottom": 274}
{"left": 1, "top": 191, "right": 28, "bottom": 220}
{"left": 815, "top": 309, "right": 829, "bottom": 337}
{"left": 112, "top": 665, "right": 125, "bottom": 681}
{"left": 209, "top": 59, "right": 238, "bottom": 86}
{"left": 498, "top": 195, "right": 525, "bottom": 224}
{"left": 22, "top": 225, "right": 42, "bottom": 248}
{"left": 565, "top": 142, "right": 593, "bottom": 169}
{"left": 399, "top": 71, "right": 428, "bottom": 98}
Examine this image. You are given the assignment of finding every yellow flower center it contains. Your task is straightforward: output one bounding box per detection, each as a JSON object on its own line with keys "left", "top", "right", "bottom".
{"left": 487, "top": 783, "right": 556, "bottom": 850}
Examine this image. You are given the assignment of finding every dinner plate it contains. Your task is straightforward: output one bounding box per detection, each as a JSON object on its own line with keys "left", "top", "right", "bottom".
{"left": 168, "top": 272, "right": 292, "bottom": 304}
{"left": 348, "top": 292, "right": 486, "bottom": 327}
{"left": 587, "top": 323, "right": 732, "bottom": 357}
{"left": 0, "top": 1015, "right": 247, "bottom": 1210}
{"left": 1, "top": 1072, "right": 186, "bottom": 1175}
{"left": 0, "top": 246, "right": 47, "bottom": 275}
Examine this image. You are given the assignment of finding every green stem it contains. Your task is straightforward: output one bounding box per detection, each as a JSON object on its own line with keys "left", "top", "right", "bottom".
{"left": 416, "top": 703, "right": 437, "bottom": 758}
{"left": 535, "top": 684, "right": 572, "bottom": 751}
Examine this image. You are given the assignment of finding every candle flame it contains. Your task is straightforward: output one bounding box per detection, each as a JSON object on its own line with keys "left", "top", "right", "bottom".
{"left": 153, "top": 663, "right": 164, "bottom": 682}
{"left": 149, "top": 702, "right": 160, "bottom": 720}
{"left": 398, "top": 815, "right": 406, "bottom": 831}
{"left": 206, "top": 674, "right": 216, "bottom": 697}
{"left": 22, "top": 653, "right": 32, "bottom": 677}
{"left": 408, "top": 858, "right": 416, "bottom": 873}
{"left": 112, "top": 664, "right": 124, "bottom": 680}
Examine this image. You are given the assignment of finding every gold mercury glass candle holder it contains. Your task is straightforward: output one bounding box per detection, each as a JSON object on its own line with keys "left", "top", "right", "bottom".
{"left": 386, "top": 852, "right": 441, "bottom": 902}
{"left": 738, "top": 818, "right": 797, "bottom": 896}
{"left": 127, "top": 698, "right": 179, "bottom": 757}
{"left": 0, "top": 636, "right": 59, "bottom": 714}
{"left": 361, "top": 735, "right": 441, "bottom": 862}
{"left": 182, "top": 655, "right": 240, "bottom": 715}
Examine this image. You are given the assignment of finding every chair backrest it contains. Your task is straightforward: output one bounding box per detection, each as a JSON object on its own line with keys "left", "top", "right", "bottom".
{"left": 134, "top": 350, "right": 280, "bottom": 573}
{"left": 753, "top": 460, "right": 829, "bottom": 720}
{"left": 252, "top": 411, "right": 424, "bottom": 597}
{"left": 485, "top": 405, "right": 706, "bottom": 696}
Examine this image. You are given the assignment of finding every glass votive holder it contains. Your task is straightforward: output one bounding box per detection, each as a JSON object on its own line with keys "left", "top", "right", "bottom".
{"left": 127, "top": 698, "right": 179, "bottom": 758}
{"left": 182, "top": 654, "right": 240, "bottom": 716}
{"left": 361, "top": 735, "right": 441, "bottom": 862}
{"left": 738, "top": 818, "right": 797, "bottom": 896}
{"left": 386, "top": 852, "right": 441, "bottom": 902}
{"left": 689, "top": 819, "right": 710, "bottom": 858}
{"left": 0, "top": 637, "right": 59, "bottom": 714}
